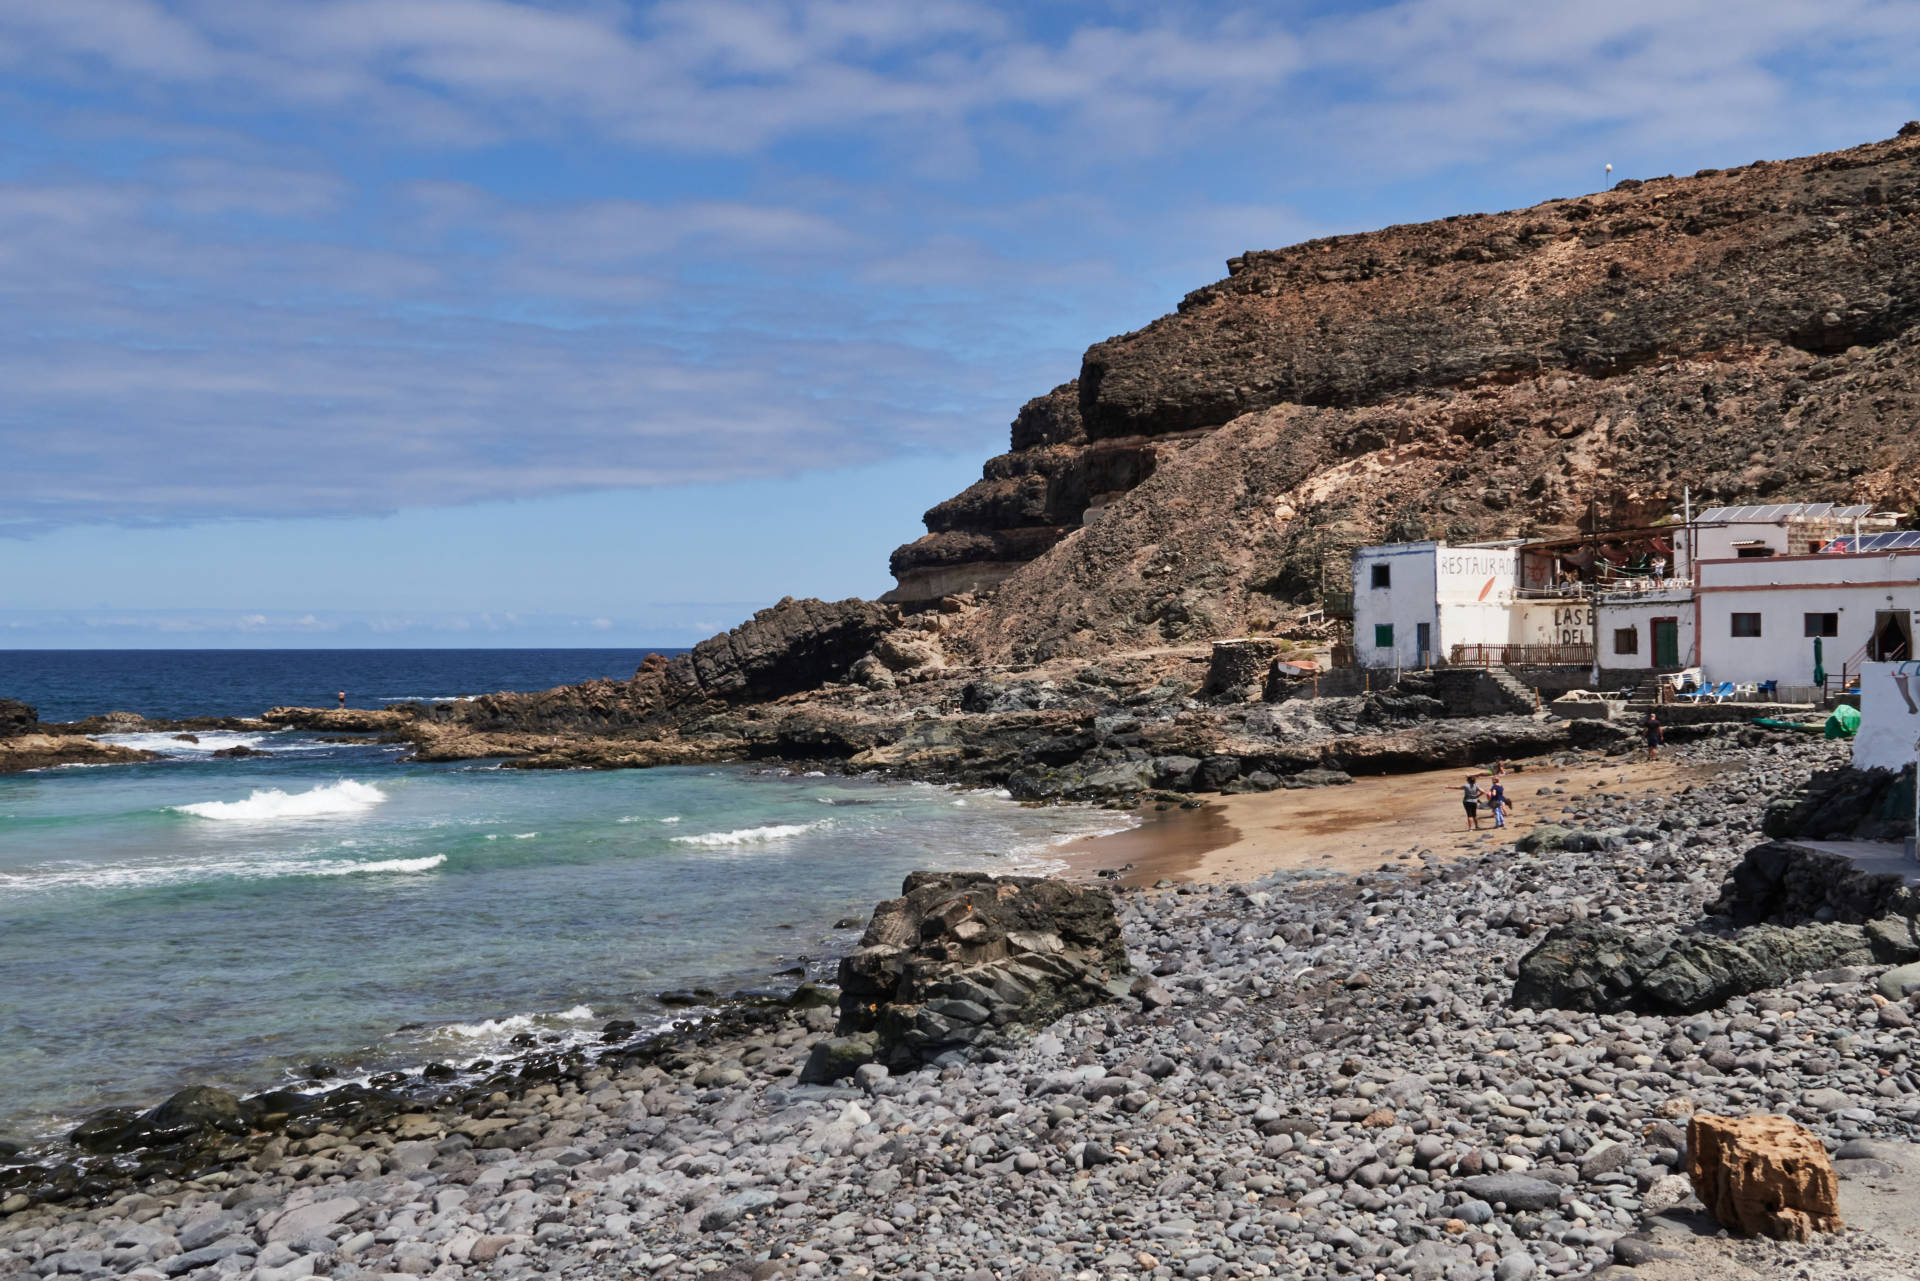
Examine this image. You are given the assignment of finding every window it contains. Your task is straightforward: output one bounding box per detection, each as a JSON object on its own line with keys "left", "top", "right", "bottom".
{"left": 1613, "top": 628, "right": 1639, "bottom": 656}
{"left": 1803, "top": 613, "right": 1839, "bottom": 638}
{"left": 1373, "top": 624, "right": 1395, "bottom": 649}
{"left": 1370, "top": 564, "right": 1392, "bottom": 589}
{"left": 1731, "top": 613, "right": 1763, "bottom": 637}
{"left": 1734, "top": 546, "right": 1775, "bottom": 559}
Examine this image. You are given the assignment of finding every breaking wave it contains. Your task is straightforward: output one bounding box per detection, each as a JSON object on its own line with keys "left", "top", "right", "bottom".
{"left": 172, "top": 779, "right": 387, "bottom": 822}
{"left": 437, "top": 1004, "right": 596, "bottom": 1041}
{"left": 670, "top": 820, "right": 827, "bottom": 847}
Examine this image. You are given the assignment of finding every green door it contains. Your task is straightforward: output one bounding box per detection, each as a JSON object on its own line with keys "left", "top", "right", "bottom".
{"left": 1652, "top": 618, "right": 1680, "bottom": 668}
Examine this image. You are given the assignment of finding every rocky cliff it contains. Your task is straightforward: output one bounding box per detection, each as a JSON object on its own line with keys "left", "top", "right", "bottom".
{"left": 888, "top": 125, "right": 1920, "bottom": 661}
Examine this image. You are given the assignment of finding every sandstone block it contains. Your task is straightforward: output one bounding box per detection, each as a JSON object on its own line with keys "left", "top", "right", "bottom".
{"left": 1687, "top": 1113, "right": 1841, "bottom": 1241}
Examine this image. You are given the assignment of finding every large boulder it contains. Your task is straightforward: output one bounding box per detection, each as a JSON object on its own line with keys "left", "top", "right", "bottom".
{"left": 0, "top": 699, "right": 36, "bottom": 737}
{"left": 1688, "top": 1113, "right": 1841, "bottom": 1242}
{"left": 832, "top": 872, "right": 1132, "bottom": 1074}
{"left": 1512, "top": 919, "right": 1876, "bottom": 1014}
{"left": 1711, "top": 838, "right": 1920, "bottom": 926}
{"left": 1762, "top": 766, "right": 1916, "bottom": 844}
{"left": 667, "top": 597, "right": 896, "bottom": 700}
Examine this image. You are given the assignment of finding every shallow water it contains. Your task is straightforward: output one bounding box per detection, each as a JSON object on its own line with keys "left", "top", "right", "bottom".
{"left": 0, "top": 734, "right": 1131, "bottom": 1141}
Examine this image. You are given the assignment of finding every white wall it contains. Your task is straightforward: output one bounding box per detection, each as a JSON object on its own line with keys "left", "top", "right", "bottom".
{"left": 1353, "top": 543, "right": 1524, "bottom": 668}
{"left": 1596, "top": 593, "right": 1696, "bottom": 672}
{"left": 1353, "top": 543, "right": 1440, "bottom": 669}
{"left": 1696, "top": 551, "right": 1920, "bottom": 685}
{"left": 1853, "top": 661, "right": 1920, "bottom": 773}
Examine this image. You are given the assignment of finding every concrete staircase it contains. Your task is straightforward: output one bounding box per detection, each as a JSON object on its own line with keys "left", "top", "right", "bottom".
{"left": 1429, "top": 667, "right": 1541, "bottom": 718}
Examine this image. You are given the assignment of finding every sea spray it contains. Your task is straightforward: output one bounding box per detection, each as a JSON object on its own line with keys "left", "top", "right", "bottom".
{"left": 172, "top": 778, "right": 387, "bottom": 821}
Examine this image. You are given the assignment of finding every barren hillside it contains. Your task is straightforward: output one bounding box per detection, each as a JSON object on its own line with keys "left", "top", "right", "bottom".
{"left": 886, "top": 126, "right": 1920, "bottom": 662}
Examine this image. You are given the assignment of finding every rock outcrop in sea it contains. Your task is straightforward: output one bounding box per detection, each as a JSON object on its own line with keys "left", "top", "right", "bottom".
{"left": 0, "top": 699, "right": 156, "bottom": 773}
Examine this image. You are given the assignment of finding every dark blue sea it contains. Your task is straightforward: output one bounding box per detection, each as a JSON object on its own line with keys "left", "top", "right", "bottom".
{"left": 0, "top": 650, "right": 1132, "bottom": 1143}
{"left": 0, "top": 647, "right": 685, "bottom": 723}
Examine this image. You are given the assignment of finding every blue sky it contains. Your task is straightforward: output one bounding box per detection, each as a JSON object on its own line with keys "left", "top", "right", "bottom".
{"left": 3, "top": 0, "right": 1916, "bottom": 648}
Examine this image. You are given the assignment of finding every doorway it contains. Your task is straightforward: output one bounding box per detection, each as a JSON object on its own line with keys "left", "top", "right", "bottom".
{"left": 1870, "top": 611, "right": 1914, "bottom": 662}
{"left": 1652, "top": 618, "right": 1680, "bottom": 669}
{"left": 1416, "top": 622, "right": 1432, "bottom": 666}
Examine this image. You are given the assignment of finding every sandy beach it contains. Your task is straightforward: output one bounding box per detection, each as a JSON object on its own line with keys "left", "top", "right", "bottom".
{"left": 1061, "top": 751, "right": 1728, "bottom": 886}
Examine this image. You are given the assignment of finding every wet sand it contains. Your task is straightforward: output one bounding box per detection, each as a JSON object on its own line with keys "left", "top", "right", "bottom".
{"left": 1059, "top": 753, "right": 1725, "bottom": 887}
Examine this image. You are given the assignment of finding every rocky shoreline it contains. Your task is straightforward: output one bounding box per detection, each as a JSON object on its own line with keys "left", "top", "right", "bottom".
{"left": 7, "top": 732, "right": 1920, "bottom": 1281}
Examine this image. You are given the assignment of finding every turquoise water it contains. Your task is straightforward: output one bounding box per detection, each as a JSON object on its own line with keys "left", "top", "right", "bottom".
{"left": 0, "top": 732, "right": 1129, "bottom": 1142}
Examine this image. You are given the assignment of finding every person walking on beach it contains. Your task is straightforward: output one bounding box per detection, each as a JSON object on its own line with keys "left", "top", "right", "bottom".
{"left": 1488, "top": 776, "right": 1509, "bottom": 829}
{"left": 1644, "top": 711, "right": 1664, "bottom": 761}
{"left": 1456, "top": 775, "right": 1483, "bottom": 830}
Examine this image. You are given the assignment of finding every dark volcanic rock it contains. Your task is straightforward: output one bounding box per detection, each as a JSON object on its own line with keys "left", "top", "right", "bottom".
{"left": 668, "top": 597, "right": 895, "bottom": 700}
{"left": 1512, "top": 919, "right": 1876, "bottom": 1014}
{"left": 0, "top": 698, "right": 37, "bottom": 737}
{"left": 148, "top": 1085, "right": 246, "bottom": 1136}
{"left": 832, "top": 872, "right": 1131, "bottom": 1074}
{"left": 1761, "top": 765, "right": 1917, "bottom": 843}
{"left": 1713, "top": 837, "right": 1920, "bottom": 926}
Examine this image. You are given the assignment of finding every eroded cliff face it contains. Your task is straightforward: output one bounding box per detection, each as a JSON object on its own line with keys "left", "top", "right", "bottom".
{"left": 892, "top": 126, "right": 1920, "bottom": 661}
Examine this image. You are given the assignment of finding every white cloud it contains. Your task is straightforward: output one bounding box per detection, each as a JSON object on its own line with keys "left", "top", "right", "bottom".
{"left": 1, "top": 0, "right": 1916, "bottom": 536}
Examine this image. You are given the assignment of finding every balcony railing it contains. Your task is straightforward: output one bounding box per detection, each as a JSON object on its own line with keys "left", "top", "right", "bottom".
{"left": 1450, "top": 643, "right": 1595, "bottom": 667}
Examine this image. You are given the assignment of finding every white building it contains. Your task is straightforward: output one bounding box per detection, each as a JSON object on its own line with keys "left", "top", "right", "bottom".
{"left": 1595, "top": 588, "right": 1697, "bottom": 674}
{"left": 1351, "top": 542, "right": 1509, "bottom": 669}
{"left": 1351, "top": 541, "right": 1593, "bottom": 669}
{"left": 1694, "top": 539, "right": 1920, "bottom": 687}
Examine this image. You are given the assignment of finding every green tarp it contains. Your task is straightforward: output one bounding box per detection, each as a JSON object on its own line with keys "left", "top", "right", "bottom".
{"left": 1824, "top": 704, "right": 1861, "bottom": 740}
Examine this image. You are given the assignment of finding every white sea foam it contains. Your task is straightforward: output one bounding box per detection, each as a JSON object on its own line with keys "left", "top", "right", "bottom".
{"left": 1001, "top": 818, "right": 1141, "bottom": 874}
{"left": 437, "top": 1004, "right": 595, "bottom": 1041}
{"left": 172, "top": 779, "right": 387, "bottom": 822}
{"left": 0, "top": 850, "right": 445, "bottom": 894}
{"left": 671, "top": 820, "right": 826, "bottom": 847}
{"left": 512, "top": 832, "right": 539, "bottom": 840}
{"left": 305, "top": 854, "right": 446, "bottom": 876}
{"left": 101, "top": 730, "right": 334, "bottom": 756}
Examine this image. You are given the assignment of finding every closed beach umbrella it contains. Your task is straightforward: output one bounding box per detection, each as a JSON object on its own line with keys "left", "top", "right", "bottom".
{"left": 1813, "top": 636, "right": 1826, "bottom": 688}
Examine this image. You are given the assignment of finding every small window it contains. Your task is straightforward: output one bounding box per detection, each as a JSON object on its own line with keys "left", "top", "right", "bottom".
{"left": 1731, "top": 613, "right": 1763, "bottom": 638}
{"left": 1803, "top": 612, "right": 1839, "bottom": 638}
{"left": 1370, "top": 564, "right": 1392, "bottom": 589}
{"left": 1613, "top": 628, "right": 1639, "bottom": 656}
{"left": 1735, "top": 546, "right": 1775, "bottom": 559}
{"left": 1373, "top": 624, "right": 1395, "bottom": 649}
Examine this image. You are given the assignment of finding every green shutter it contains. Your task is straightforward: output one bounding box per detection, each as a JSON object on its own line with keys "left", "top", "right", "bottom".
{"left": 1374, "top": 624, "right": 1394, "bottom": 649}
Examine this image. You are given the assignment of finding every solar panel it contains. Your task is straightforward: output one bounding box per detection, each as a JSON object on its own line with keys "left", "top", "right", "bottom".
{"left": 1698, "top": 502, "right": 1874, "bottom": 523}
{"left": 1822, "top": 530, "right": 1920, "bottom": 553}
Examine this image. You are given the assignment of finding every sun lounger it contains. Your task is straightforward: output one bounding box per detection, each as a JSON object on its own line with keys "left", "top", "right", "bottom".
{"left": 1708, "top": 681, "right": 1738, "bottom": 703}
{"left": 1677, "top": 681, "right": 1715, "bottom": 703}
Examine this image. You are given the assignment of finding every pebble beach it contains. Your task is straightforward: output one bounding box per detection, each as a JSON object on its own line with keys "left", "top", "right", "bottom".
{"left": 7, "top": 731, "right": 1920, "bottom": 1281}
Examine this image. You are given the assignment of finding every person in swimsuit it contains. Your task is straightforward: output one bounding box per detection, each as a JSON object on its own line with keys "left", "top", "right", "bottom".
{"left": 337, "top": 691, "right": 346, "bottom": 709}
{"left": 1456, "top": 775, "right": 1483, "bottom": 830}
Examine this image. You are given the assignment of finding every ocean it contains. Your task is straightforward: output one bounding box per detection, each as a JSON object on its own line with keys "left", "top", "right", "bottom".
{"left": 0, "top": 650, "right": 1132, "bottom": 1144}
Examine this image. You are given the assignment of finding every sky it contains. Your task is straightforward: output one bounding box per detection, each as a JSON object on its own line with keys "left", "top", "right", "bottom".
{"left": 2, "top": 0, "right": 1917, "bottom": 648}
